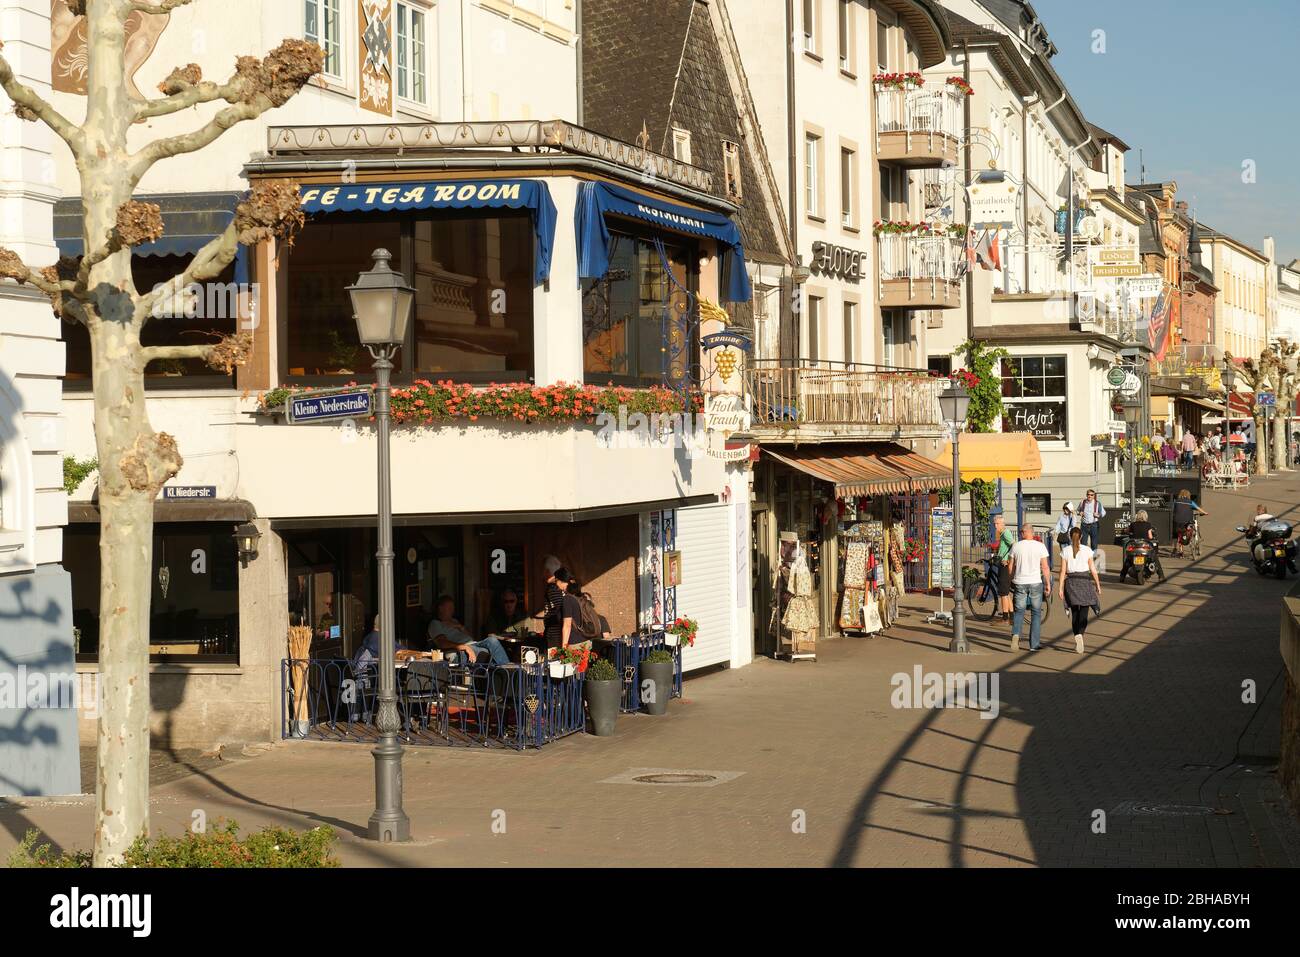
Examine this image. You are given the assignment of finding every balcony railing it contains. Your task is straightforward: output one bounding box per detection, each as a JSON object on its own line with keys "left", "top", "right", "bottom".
{"left": 877, "top": 233, "right": 964, "bottom": 308}
{"left": 744, "top": 359, "right": 944, "bottom": 432}
{"left": 1153, "top": 343, "right": 1222, "bottom": 378}
{"left": 874, "top": 84, "right": 963, "bottom": 166}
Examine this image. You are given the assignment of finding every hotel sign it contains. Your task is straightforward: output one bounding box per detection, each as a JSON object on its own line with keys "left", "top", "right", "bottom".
{"left": 286, "top": 389, "right": 373, "bottom": 424}
{"left": 809, "top": 241, "right": 864, "bottom": 283}
{"left": 965, "top": 177, "right": 1019, "bottom": 229}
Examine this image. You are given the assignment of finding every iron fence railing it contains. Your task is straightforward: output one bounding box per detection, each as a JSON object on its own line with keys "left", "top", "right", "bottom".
{"left": 744, "top": 359, "right": 944, "bottom": 429}
{"left": 281, "top": 657, "right": 585, "bottom": 749}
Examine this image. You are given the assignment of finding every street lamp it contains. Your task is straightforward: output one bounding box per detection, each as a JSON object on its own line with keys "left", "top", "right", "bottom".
{"left": 939, "top": 381, "right": 971, "bottom": 654}
{"left": 347, "top": 248, "right": 414, "bottom": 844}
{"left": 1120, "top": 397, "right": 1143, "bottom": 524}
{"left": 1221, "top": 358, "right": 1237, "bottom": 393}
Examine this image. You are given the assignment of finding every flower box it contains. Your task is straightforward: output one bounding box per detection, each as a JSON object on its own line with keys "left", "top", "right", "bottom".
{"left": 548, "top": 661, "right": 576, "bottom": 679}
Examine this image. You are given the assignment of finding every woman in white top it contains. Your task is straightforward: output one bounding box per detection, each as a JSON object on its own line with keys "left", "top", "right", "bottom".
{"left": 1057, "top": 526, "right": 1102, "bottom": 655}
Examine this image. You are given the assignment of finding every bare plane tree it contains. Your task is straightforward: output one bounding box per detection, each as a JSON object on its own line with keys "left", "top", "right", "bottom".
{"left": 0, "top": 0, "right": 320, "bottom": 865}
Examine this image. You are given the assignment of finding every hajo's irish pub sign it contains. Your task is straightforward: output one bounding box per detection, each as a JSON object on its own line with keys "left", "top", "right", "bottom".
{"left": 809, "top": 241, "right": 865, "bottom": 283}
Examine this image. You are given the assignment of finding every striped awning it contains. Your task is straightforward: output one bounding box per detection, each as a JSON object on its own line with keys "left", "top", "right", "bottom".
{"left": 762, "top": 442, "right": 952, "bottom": 496}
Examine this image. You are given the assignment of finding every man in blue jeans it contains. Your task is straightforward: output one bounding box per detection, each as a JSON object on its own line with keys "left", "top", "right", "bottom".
{"left": 1007, "top": 522, "right": 1050, "bottom": 651}
{"left": 428, "top": 595, "right": 510, "bottom": 666}
{"left": 1079, "top": 488, "right": 1105, "bottom": 550}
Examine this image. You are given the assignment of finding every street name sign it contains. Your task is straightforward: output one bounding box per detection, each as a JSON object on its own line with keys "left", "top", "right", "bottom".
{"left": 286, "top": 389, "right": 373, "bottom": 423}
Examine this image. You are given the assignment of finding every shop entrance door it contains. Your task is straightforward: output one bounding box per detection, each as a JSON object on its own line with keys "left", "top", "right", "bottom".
{"left": 751, "top": 506, "right": 774, "bottom": 657}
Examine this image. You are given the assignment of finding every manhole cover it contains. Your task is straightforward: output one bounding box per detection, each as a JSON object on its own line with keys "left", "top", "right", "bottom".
{"left": 633, "top": 773, "right": 716, "bottom": 785}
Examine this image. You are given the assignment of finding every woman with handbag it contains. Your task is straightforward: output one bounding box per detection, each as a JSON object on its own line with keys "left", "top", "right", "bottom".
{"left": 1053, "top": 502, "right": 1079, "bottom": 567}
{"left": 1057, "top": 526, "right": 1102, "bottom": 655}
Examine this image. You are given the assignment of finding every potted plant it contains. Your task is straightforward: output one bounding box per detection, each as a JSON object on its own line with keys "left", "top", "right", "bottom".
{"left": 549, "top": 643, "right": 588, "bottom": 679}
{"left": 583, "top": 654, "right": 620, "bottom": 736}
{"left": 664, "top": 616, "right": 697, "bottom": 649}
{"left": 640, "top": 649, "right": 674, "bottom": 716}
{"left": 945, "top": 76, "right": 974, "bottom": 96}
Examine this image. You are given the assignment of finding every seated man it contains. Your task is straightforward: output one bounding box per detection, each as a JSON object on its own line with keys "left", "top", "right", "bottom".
{"left": 428, "top": 595, "right": 509, "bottom": 666}
{"left": 484, "top": 588, "right": 532, "bottom": 638}
{"left": 1247, "top": 504, "right": 1275, "bottom": 538}
{"left": 350, "top": 615, "right": 405, "bottom": 673}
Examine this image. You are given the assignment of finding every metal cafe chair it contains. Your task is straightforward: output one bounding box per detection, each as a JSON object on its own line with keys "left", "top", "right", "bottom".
{"left": 401, "top": 659, "right": 441, "bottom": 738}
{"left": 435, "top": 658, "right": 483, "bottom": 743}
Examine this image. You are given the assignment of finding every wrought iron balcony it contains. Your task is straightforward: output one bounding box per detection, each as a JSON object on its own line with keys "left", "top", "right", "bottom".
{"left": 876, "top": 233, "right": 964, "bottom": 309}
{"left": 743, "top": 359, "right": 945, "bottom": 439}
{"left": 873, "top": 84, "right": 963, "bottom": 167}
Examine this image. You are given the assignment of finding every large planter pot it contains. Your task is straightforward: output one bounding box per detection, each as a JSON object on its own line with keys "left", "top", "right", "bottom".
{"left": 639, "top": 660, "right": 673, "bottom": 715}
{"left": 584, "top": 679, "right": 619, "bottom": 736}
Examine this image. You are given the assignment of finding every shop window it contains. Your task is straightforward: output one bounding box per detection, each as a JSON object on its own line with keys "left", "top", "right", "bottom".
{"left": 927, "top": 355, "right": 951, "bottom": 376}
{"left": 63, "top": 255, "right": 239, "bottom": 390}
{"left": 581, "top": 229, "right": 697, "bottom": 389}
{"left": 68, "top": 523, "right": 240, "bottom": 664}
{"left": 285, "top": 210, "right": 536, "bottom": 384}
{"left": 305, "top": 0, "right": 344, "bottom": 79}
{"left": 1000, "top": 354, "right": 1068, "bottom": 442}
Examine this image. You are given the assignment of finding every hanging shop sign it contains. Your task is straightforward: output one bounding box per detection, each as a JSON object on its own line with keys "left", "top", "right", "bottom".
{"left": 1094, "top": 263, "right": 1142, "bottom": 278}
{"left": 1003, "top": 401, "right": 1067, "bottom": 442}
{"left": 704, "top": 392, "right": 751, "bottom": 434}
{"left": 928, "top": 507, "right": 953, "bottom": 590}
{"left": 1118, "top": 371, "right": 1142, "bottom": 398}
{"left": 1123, "top": 274, "right": 1164, "bottom": 299}
{"left": 1098, "top": 247, "right": 1139, "bottom": 264}
{"left": 809, "top": 241, "right": 865, "bottom": 282}
{"left": 701, "top": 331, "right": 752, "bottom": 352}
{"left": 965, "top": 175, "right": 1019, "bottom": 229}
{"left": 286, "top": 388, "right": 372, "bottom": 424}
{"left": 1106, "top": 366, "right": 1128, "bottom": 388}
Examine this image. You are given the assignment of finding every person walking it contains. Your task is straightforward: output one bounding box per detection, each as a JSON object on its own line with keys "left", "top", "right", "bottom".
{"left": 1057, "top": 527, "right": 1101, "bottom": 654}
{"left": 1180, "top": 429, "right": 1197, "bottom": 470}
{"left": 1007, "top": 522, "right": 1050, "bottom": 652}
{"left": 1052, "top": 502, "right": 1079, "bottom": 570}
{"left": 992, "top": 514, "right": 1016, "bottom": 622}
{"left": 1079, "top": 489, "right": 1105, "bottom": 551}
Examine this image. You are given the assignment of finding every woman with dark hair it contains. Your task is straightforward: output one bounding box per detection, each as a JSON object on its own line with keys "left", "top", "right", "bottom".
{"left": 1057, "top": 526, "right": 1102, "bottom": 655}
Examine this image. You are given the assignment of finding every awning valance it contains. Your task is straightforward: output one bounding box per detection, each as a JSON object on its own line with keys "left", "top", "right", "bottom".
{"left": 575, "top": 181, "right": 752, "bottom": 302}
{"left": 299, "top": 179, "right": 556, "bottom": 285}
{"left": 1180, "top": 396, "right": 1225, "bottom": 414}
{"left": 54, "top": 192, "right": 250, "bottom": 285}
{"left": 937, "top": 432, "right": 1042, "bottom": 482}
{"left": 763, "top": 442, "right": 952, "bottom": 496}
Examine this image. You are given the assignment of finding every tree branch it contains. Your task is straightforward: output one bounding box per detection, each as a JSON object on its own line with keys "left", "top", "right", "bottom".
{"left": 141, "top": 344, "right": 214, "bottom": 362}
{"left": 0, "top": 50, "right": 83, "bottom": 151}
{"left": 130, "top": 40, "right": 322, "bottom": 176}
{"left": 0, "top": 248, "right": 74, "bottom": 297}
{"left": 134, "top": 222, "right": 239, "bottom": 323}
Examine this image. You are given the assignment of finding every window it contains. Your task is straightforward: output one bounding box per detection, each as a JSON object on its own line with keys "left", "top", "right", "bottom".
{"left": 68, "top": 523, "right": 241, "bottom": 663}
{"left": 581, "top": 229, "right": 698, "bottom": 388}
{"left": 876, "top": 17, "right": 889, "bottom": 72}
{"left": 284, "top": 209, "right": 536, "bottom": 385}
{"left": 672, "top": 127, "right": 693, "bottom": 164}
{"left": 396, "top": 1, "right": 429, "bottom": 107}
{"left": 805, "top": 133, "right": 822, "bottom": 217}
{"left": 842, "top": 301, "right": 856, "bottom": 363}
{"left": 840, "top": 147, "right": 855, "bottom": 227}
{"left": 880, "top": 164, "right": 905, "bottom": 220}
{"left": 802, "top": 0, "right": 817, "bottom": 54}
{"left": 807, "top": 294, "right": 822, "bottom": 359}
{"left": 305, "top": 0, "right": 343, "bottom": 79}
{"left": 722, "top": 140, "right": 743, "bottom": 202}
{"left": 927, "top": 355, "right": 952, "bottom": 377}
{"left": 881, "top": 309, "right": 897, "bottom": 364}
{"left": 837, "top": 0, "right": 851, "bottom": 71}
{"left": 64, "top": 256, "right": 240, "bottom": 389}
{"left": 1000, "top": 355, "right": 1068, "bottom": 442}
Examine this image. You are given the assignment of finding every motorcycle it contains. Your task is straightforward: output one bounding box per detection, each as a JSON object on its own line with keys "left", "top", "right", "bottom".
{"left": 1120, "top": 537, "right": 1160, "bottom": 585}
{"left": 1235, "top": 520, "right": 1298, "bottom": 579}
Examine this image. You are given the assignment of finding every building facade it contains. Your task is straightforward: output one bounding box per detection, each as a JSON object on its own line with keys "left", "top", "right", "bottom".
{"left": 0, "top": 0, "right": 78, "bottom": 796}
{"left": 46, "top": 0, "right": 757, "bottom": 749}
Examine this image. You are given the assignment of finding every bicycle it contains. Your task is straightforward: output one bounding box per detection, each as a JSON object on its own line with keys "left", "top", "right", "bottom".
{"left": 965, "top": 548, "right": 1055, "bottom": 621}
{"left": 1173, "top": 517, "right": 1202, "bottom": 560}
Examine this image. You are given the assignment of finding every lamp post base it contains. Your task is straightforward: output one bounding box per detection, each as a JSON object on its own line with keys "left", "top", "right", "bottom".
{"left": 367, "top": 739, "right": 411, "bottom": 843}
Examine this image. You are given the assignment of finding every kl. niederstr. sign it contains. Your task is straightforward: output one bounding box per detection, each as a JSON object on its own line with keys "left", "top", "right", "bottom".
{"left": 286, "top": 389, "right": 372, "bottom": 423}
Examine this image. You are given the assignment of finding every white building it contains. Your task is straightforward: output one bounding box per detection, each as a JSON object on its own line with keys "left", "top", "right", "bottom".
{"left": 0, "top": 0, "right": 78, "bottom": 796}
{"left": 44, "top": 0, "right": 756, "bottom": 748}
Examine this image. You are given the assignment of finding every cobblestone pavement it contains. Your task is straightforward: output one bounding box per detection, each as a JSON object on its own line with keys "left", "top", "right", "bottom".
{"left": 5, "top": 476, "right": 1300, "bottom": 867}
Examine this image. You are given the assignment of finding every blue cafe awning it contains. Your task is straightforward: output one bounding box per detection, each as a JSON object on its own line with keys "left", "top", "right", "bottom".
{"left": 299, "top": 179, "right": 557, "bottom": 286}
{"left": 575, "top": 181, "right": 752, "bottom": 302}
{"left": 54, "top": 192, "right": 250, "bottom": 286}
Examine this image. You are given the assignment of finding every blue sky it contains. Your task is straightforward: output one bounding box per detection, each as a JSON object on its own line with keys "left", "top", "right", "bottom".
{"left": 1036, "top": 0, "right": 1299, "bottom": 263}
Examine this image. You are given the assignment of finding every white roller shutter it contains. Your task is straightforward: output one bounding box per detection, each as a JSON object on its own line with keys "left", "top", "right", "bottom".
{"left": 673, "top": 503, "right": 735, "bottom": 671}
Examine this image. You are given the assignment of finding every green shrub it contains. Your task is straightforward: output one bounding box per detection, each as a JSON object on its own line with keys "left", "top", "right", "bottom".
{"left": 643, "top": 649, "right": 674, "bottom": 665}
{"left": 586, "top": 657, "right": 618, "bottom": 681}
{"left": 62, "top": 455, "right": 98, "bottom": 495}
{"left": 7, "top": 820, "right": 340, "bottom": 868}
{"left": 7, "top": 829, "right": 93, "bottom": 868}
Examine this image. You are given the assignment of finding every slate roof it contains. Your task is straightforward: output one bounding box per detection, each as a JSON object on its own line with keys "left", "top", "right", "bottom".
{"left": 581, "top": 0, "right": 785, "bottom": 265}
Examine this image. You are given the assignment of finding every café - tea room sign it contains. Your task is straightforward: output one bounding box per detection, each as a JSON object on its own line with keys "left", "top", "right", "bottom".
{"left": 1003, "top": 402, "right": 1066, "bottom": 442}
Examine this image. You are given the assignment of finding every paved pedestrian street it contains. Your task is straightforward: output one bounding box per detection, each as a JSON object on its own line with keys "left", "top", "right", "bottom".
{"left": 5, "top": 476, "right": 1300, "bottom": 868}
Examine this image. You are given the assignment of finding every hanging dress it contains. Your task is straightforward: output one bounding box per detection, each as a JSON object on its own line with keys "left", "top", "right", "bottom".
{"left": 783, "top": 549, "right": 820, "bottom": 633}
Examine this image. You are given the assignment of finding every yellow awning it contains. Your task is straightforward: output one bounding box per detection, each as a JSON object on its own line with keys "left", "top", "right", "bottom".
{"left": 937, "top": 432, "right": 1042, "bottom": 482}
